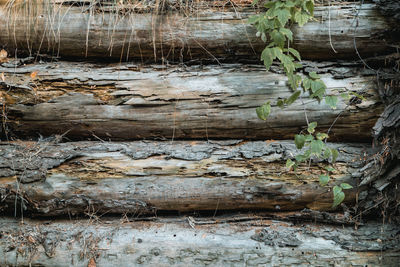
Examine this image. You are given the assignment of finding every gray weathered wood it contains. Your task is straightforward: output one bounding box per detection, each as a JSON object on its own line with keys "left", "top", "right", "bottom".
{"left": 0, "top": 61, "right": 382, "bottom": 141}
{"left": 0, "top": 217, "right": 399, "bottom": 266}
{"left": 0, "top": 2, "right": 394, "bottom": 61}
{"left": 0, "top": 140, "right": 369, "bottom": 216}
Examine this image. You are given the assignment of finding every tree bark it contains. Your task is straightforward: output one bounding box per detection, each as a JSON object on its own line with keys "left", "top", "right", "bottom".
{"left": 0, "top": 2, "right": 395, "bottom": 62}
{"left": 0, "top": 61, "right": 382, "bottom": 141}
{"left": 0, "top": 217, "right": 399, "bottom": 266}
{"left": 0, "top": 140, "right": 370, "bottom": 216}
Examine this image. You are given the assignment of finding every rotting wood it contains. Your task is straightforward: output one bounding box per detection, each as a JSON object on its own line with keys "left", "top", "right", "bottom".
{"left": 0, "top": 140, "right": 370, "bottom": 216}
{"left": 0, "top": 217, "right": 399, "bottom": 266}
{"left": 0, "top": 2, "right": 395, "bottom": 62}
{"left": 0, "top": 61, "right": 382, "bottom": 141}
{"left": 355, "top": 71, "right": 400, "bottom": 223}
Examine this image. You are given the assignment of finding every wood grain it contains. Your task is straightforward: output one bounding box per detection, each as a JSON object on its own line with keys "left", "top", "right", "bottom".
{"left": 0, "top": 140, "right": 369, "bottom": 216}
{"left": 0, "top": 62, "right": 382, "bottom": 141}
{"left": 0, "top": 2, "right": 394, "bottom": 61}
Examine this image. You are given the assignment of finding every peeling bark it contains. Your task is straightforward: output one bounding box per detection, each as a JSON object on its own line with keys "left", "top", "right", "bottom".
{"left": 0, "top": 2, "right": 395, "bottom": 62}
{"left": 355, "top": 71, "right": 400, "bottom": 223}
{"left": 0, "top": 62, "right": 382, "bottom": 141}
{"left": 0, "top": 140, "right": 370, "bottom": 216}
{"left": 0, "top": 217, "right": 399, "bottom": 266}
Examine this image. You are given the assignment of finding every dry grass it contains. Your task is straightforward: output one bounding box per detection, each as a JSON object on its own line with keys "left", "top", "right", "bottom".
{"left": 0, "top": 0, "right": 256, "bottom": 62}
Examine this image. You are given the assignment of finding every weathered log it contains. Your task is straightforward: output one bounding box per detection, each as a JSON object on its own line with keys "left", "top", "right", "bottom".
{"left": 0, "top": 217, "right": 399, "bottom": 266}
{"left": 0, "top": 61, "right": 382, "bottom": 141}
{"left": 0, "top": 140, "right": 370, "bottom": 216}
{"left": 0, "top": 2, "right": 395, "bottom": 62}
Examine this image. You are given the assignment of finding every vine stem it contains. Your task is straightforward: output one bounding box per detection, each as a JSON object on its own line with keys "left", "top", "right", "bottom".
{"left": 328, "top": 0, "right": 338, "bottom": 54}
{"left": 300, "top": 94, "right": 309, "bottom": 125}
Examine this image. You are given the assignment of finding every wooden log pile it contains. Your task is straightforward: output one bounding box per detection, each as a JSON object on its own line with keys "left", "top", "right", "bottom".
{"left": 0, "top": 0, "right": 399, "bottom": 266}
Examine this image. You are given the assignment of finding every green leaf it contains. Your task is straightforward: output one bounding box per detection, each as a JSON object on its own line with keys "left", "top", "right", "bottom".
{"left": 288, "top": 48, "right": 301, "bottom": 61}
{"left": 331, "top": 148, "right": 339, "bottom": 163}
{"left": 275, "top": 8, "right": 291, "bottom": 26}
{"left": 340, "top": 92, "right": 351, "bottom": 100}
{"left": 280, "top": 28, "right": 293, "bottom": 42}
{"left": 302, "top": 78, "right": 311, "bottom": 91}
{"left": 272, "top": 47, "right": 284, "bottom": 60}
{"left": 305, "top": 0, "right": 314, "bottom": 16}
{"left": 256, "top": 102, "right": 271, "bottom": 121}
{"left": 285, "top": 0, "right": 296, "bottom": 8}
{"left": 340, "top": 183, "right": 353, "bottom": 190}
{"left": 277, "top": 53, "right": 295, "bottom": 74}
{"left": 286, "top": 159, "right": 296, "bottom": 170}
{"left": 332, "top": 190, "right": 345, "bottom": 208}
{"left": 295, "top": 134, "right": 306, "bottom": 149}
{"left": 332, "top": 185, "right": 344, "bottom": 208}
{"left": 295, "top": 154, "right": 307, "bottom": 162}
{"left": 316, "top": 132, "right": 329, "bottom": 140}
{"left": 270, "top": 30, "right": 286, "bottom": 47}
{"left": 248, "top": 15, "right": 261, "bottom": 24}
{"left": 294, "top": 11, "right": 310, "bottom": 26}
{"left": 264, "top": 1, "right": 275, "bottom": 8}
{"left": 294, "top": 62, "right": 303, "bottom": 69}
{"left": 307, "top": 122, "right": 317, "bottom": 134}
{"left": 274, "top": 1, "right": 285, "bottom": 8}
{"left": 305, "top": 134, "right": 314, "bottom": 142}
{"left": 311, "top": 139, "right": 324, "bottom": 155}
{"left": 324, "top": 148, "right": 332, "bottom": 159}
{"left": 303, "top": 149, "right": 311, "bottom": 158}
{"left": 261, "top": 48, "right": 275, "bottom": 70}
{"left": 325, "top": 166, "right": 336, "bottom": 172}
{"left": 325, "top": 95, "right": 338, "bottom": 109}
{"left": 333, "top": 185, "right": 342, "bottom": 195}
{"left": 309, "top": 71, "right": 320, "bottom": 79}
{"left": 286, "top": 90, "right": 301, "bottom": 105}
{"left": 287, "top": 73, "right": 302, "bottom": 90}
{"left": 310, "top": 80, "right": 326, "bottom": 93}
{"left": 261, "top": 32, "right": 267, "bottom": 42}
{"left": 311, "top": 87, "right": 325, "bottom": 101}
{"left": 277, "top": 99, "right": 285, "bottom": 108}
{"left": 319, "top": 175, "right": 330, "bottom": 186}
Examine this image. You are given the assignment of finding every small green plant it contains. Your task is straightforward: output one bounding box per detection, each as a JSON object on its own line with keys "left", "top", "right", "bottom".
{"left": 284, "top": 121, "right": 354, "bottom": 208}
{"left": 250, "top": 0, "right": 353, "bottom": 208}
{"left": 332, "top": 183, "right": 353, "bottom": 208}
{"left": 285, "top": 121, "right": 338, "bottom": 172}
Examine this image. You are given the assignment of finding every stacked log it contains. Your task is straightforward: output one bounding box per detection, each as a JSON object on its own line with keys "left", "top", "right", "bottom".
{"left": 0, "top": 1, "right": 396, "bottom": 62}
{"left": 1, "top": 217, "right": 399, "bottom": 266}
{"left": 0, "top": 0, "right": 399, "bottom": 266}
{"left": 0, "top": 62, "right": 382, "bottom": 141}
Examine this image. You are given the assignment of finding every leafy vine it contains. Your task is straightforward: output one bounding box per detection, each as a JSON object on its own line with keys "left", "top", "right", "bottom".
{"left": 249, "top": 0, "right": 353, "bottom": 207}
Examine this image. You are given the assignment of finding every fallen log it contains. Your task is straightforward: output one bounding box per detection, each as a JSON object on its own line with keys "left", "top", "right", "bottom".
{"left": 0, "top": 140, "right": 370, "bottom": 216}
{"left": 0, "top": 2, "right": 395, "bottom": 62}
{"left": 0, "top": 217, "right": 399, "bottom": 266}
{"left": 0, "top": 62, "right": 382, "bottom": 141}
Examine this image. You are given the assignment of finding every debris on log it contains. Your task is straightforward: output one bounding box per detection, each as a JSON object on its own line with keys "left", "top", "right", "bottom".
{"left": 0, "top": 62, "right": 382, "bottom": 141}
{"left": 355, "top": 68, "right": 400, "bottom": 223}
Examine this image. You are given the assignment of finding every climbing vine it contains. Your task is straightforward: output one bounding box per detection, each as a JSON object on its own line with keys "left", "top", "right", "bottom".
{"left": 249, "top": 0, "right": 353, "bottom": 207}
